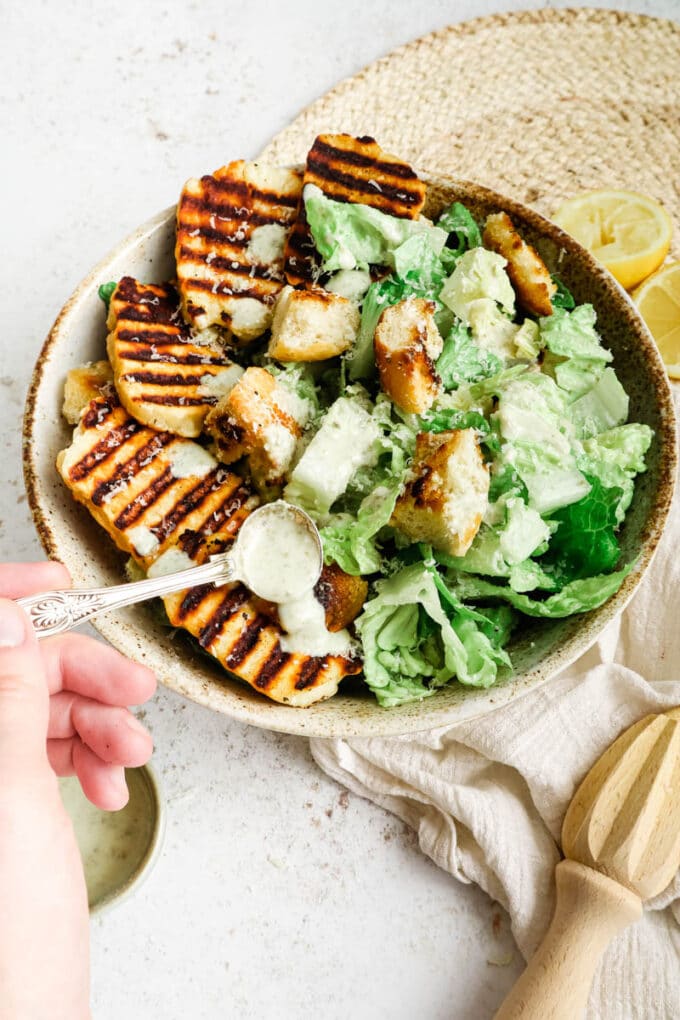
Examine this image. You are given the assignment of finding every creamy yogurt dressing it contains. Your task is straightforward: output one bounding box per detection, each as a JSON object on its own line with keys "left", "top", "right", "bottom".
{"left": 235, "top": 506, "right": 321, "bottom": 603}
{"left": 59, "top": 768, "right": 157, "bottom": 909}
{"left": 235, "top": 503, "right": 353, "bottom": 657}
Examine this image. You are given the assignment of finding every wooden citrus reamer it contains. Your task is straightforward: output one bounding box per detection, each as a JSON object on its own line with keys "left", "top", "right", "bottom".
{"left": 494, "top": 707, "right": 680, "bottom": 1020}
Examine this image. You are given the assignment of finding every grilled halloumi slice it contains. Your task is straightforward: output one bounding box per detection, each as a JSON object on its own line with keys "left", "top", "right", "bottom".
{"left": 57, "top": 393, "right": 360, "bottom": 705}
{"left": 62, "top": 361, "right": 114, "bottom": 424}
{"left": 106, "top": 277, "right": 242, "bottom": 438}
{"left": 57, "top": 391, "right": 256, "bottom": 568}
{"left": 284, "top": 134, "right": 428, "bottom": 286}
{"left": 482, "top": 212, "right": 556, "bottom": 317}
{"left": 176, "top": 161, "right": 302, "bottom": 341}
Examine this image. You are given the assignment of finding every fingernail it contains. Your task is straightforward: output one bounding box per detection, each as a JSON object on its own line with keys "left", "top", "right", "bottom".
{"left": 0, "top": 602, "right": 28, "bottom": 649}
{"left": 125, "top": 712, "right": 149, "bottom": 737}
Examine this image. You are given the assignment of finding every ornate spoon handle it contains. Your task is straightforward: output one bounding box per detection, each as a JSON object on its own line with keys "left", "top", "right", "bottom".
{"left": 16, "top": 553, "right": 236, "bottom": 639}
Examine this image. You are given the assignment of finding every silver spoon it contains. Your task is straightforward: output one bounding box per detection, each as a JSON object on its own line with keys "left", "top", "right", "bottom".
{"left": 17, "top": 501, "right": 323, "bottom": 639}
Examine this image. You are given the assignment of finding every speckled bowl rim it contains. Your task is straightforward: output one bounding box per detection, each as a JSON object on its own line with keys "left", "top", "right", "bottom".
{"left": 23, "top": 173, "right": 677, "bottom": 738}
{"left": 87, "top": 763, "right": 165, "bottom": 916}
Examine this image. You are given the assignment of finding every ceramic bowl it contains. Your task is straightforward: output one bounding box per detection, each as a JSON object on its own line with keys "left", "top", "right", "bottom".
{"left": 24, "top": 175, "right": 677, "bottom": 738}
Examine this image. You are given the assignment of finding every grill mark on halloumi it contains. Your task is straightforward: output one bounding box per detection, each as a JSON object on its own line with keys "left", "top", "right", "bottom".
{"left": 177, "top": 583, "right": 213, "bottom": 621}
{"left": 91, "top": 433, "right": 174, "bottom": 506}
{"left": 198, "top": 586, "right": 251, "bottom": 648}
{"left": 68, "top": 419, "right": 142, "bottom": 482}
{"left": 224, "top": 614, "right": 268, "bottom": 668}
{"left": 176, "top": 161, "right": 302, "bottom": 340}
{"left": 283, "top": 134, "right": 426, "bottom": 286}
{"left": 58, "top": 395, "right": 361, "bottom": 705}
{"left": 140, "top": 394, "right": 217, "bottom": 407}
{"left": 252, "top": 645, "right": 292, "bottom": 689}
{"left": 294, "top": 658, "right": 325, "bottom": 691}
{"left": 108, "top": 278, "right": 241, "bottom": 438}
{"left": 113, "top": 467, "right": 176, "bottom": 531}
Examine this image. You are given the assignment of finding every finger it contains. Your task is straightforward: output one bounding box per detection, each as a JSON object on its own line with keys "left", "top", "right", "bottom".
{"left": 48, "top": 691, "right": 153, "bottom": 766}
{"left": 40, "top": 632, "right": 157, "bottom": 704}
{"left": 0, "top": 561, "right": 71, "bottom": 599}
{"left": 0, "top": 599, "right": 50, "bottom": 775}
{"left": 46, "top": 736, "right": 76, "bottom": 776}
{"left": 72, "top": 741, "right": 130, "bottom": 811}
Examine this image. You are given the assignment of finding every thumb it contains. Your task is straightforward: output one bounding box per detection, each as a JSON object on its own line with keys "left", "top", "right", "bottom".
{"left": 0, "top": 599, "right": 50, "bottom": 777}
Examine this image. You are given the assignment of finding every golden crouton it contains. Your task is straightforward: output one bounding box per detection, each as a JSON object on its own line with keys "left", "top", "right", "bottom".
{"left": 204, "top": 367, "right": 312, "bottom": 488}
{"left": 176, "top": 161, "right": 302, "bottom": 340}
{"left": 314, "top": 563, "right": 368, "bottom": 632}
{"left": 62, "top": 361, "right": 114, "bottom": 424}
{"left": 483, "top": 212, "right": 556, "bottom": 317}
{"left": 391, "top": 429, "right": 489, "bottom": 556}
{"left": 284, "top": 134, "right": 427, "bottom": 286}
{"left": 374, "top": 297, "right": 443, "bottom": 413}
{"left": 268, "top": 285, "right": 360, "bottom": 362}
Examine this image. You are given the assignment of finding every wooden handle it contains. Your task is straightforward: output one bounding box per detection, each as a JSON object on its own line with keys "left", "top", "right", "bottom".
{"left": 493, "top": 860, "right": 642, "bottom": 1020}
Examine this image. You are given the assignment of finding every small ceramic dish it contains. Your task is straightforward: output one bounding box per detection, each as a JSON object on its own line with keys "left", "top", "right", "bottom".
{"left": 59, "top": 763, "right": 165, "bottom": 914}
{"left": 24, "top": 174, "right": 677, "bottom": 738}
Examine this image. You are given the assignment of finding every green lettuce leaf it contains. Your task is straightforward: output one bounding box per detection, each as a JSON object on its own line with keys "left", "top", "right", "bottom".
{"left": 570, "top": 367, "right": 629, "bottom": 438}
{"left": 420, "top": 406, "right": 501, "bottom": 455}
{"left": 436, "top": 202, "right": 482, "bottom": 269}
{"left": 549, "top": 355, "right": 607, "bottom": 400}
{"left": 440, "top": 247, "right": 515, "bottom": 324}
{"left": 541, "top": 475, "right": 622, "bottom": 582}
{"left": 436, "top": 320, "right": 502, "bottom": 390}
{"left": 449, "top": 564, "right": 633, "bottom": 617}
{"left": 304, "top": 183, "right": 446, "bottom": 273}
{"left": 577, "top": 423, "right": 653, "bottom": 524}
{"left": 355, "top": 564, "right": 512, "bottom": 707}
{"left": 551, "top": 277, "right": 576, "bottom": 310}
{"left": 98, "top": 281, "right": 117, "bottom": 308}
{"left": 539, "top": 305, "right": 613, "bottom": 362}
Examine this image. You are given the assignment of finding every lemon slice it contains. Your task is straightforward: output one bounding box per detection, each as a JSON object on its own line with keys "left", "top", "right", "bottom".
{"left": 553, "top": 189, "right": 672, "bottom": 290}
{"left": 633, "top": 262, "right": 680, "bottom": 379}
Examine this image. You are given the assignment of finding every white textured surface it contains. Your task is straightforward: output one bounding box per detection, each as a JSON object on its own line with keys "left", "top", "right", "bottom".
{"left": 2, "top": 1, "right": 677, "bottom": 1017}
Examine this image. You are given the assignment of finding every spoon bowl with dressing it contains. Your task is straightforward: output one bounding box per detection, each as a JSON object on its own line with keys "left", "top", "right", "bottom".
{"left": 16, "top": 501, "right": 324, "bottom": 639}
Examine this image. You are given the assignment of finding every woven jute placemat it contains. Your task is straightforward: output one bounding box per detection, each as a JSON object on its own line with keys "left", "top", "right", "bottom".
{"left": 259, "top": 7, "right": 680, "bottom": 260}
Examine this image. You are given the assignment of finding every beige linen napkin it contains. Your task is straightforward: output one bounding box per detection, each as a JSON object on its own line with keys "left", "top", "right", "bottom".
{"left": 311, "top": 391, "right": 680, "bottom": 1019}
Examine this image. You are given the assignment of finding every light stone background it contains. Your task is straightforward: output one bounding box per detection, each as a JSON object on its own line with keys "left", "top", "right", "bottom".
{"left": 2, "top": 1, "right": 678, "bottom": 1017}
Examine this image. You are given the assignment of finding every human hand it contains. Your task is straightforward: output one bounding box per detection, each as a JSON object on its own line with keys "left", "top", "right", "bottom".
{"left": 0, "top": 561, "right": 156, "bottom": 1019}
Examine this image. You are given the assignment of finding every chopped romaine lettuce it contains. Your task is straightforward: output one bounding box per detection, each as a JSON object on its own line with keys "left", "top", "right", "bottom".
{"left": 577, "top": 423, "right": 653, "bottom": 523}
{"left": 440, "top": 247, "right": 515, "bottom": 324}
{"left": 284, "top": 395, "right": 381, "bottom": 514}
{"left": 541, "top": 475, "right": 622, "bottom": 582}
{"left": 514, "top": 319, "right": 543, "bottom": 360}
{"left": 436, "top": 320, "right": 502, "bottom": 390}
{"left": 304, "top": 183, "right": 446, "bottom": 273}
{"left": 467, "top": 298, "right": 520, "bottom": 361}
{"left": 324, "top": 269, "right": 372, "bottom": 302}
{"left": 421, "top": 407, "right": 501, "bottom": 456}
{"left": 549, "top": 354, "right": 607, "bottom": 400}
{"left": 449, "top": 564, "right": 633, "bottom": 617}
{"left": 98, "top": 281, "right": 117, "bottom": 308}
{"left": 570, "top": 367, "right": 629, "bottom": 438}
{"left": 539, "top": 305, "right": 613, "bottom": 363}
{"left": 550, "top": 277, "right": 576, "bottom": 310}
{"left": 355, "top": 564, "right": 512, "bottom": 707}
{"left": 436, "top": 202, "right": 483, "bottom": 268}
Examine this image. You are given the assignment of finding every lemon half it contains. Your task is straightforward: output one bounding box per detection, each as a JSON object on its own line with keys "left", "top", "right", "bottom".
{"left": 553, "top": 189, "right": 672, "bottom": 291}
{"left": 633, "top": 262, "right": 680, "bottom": 379}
